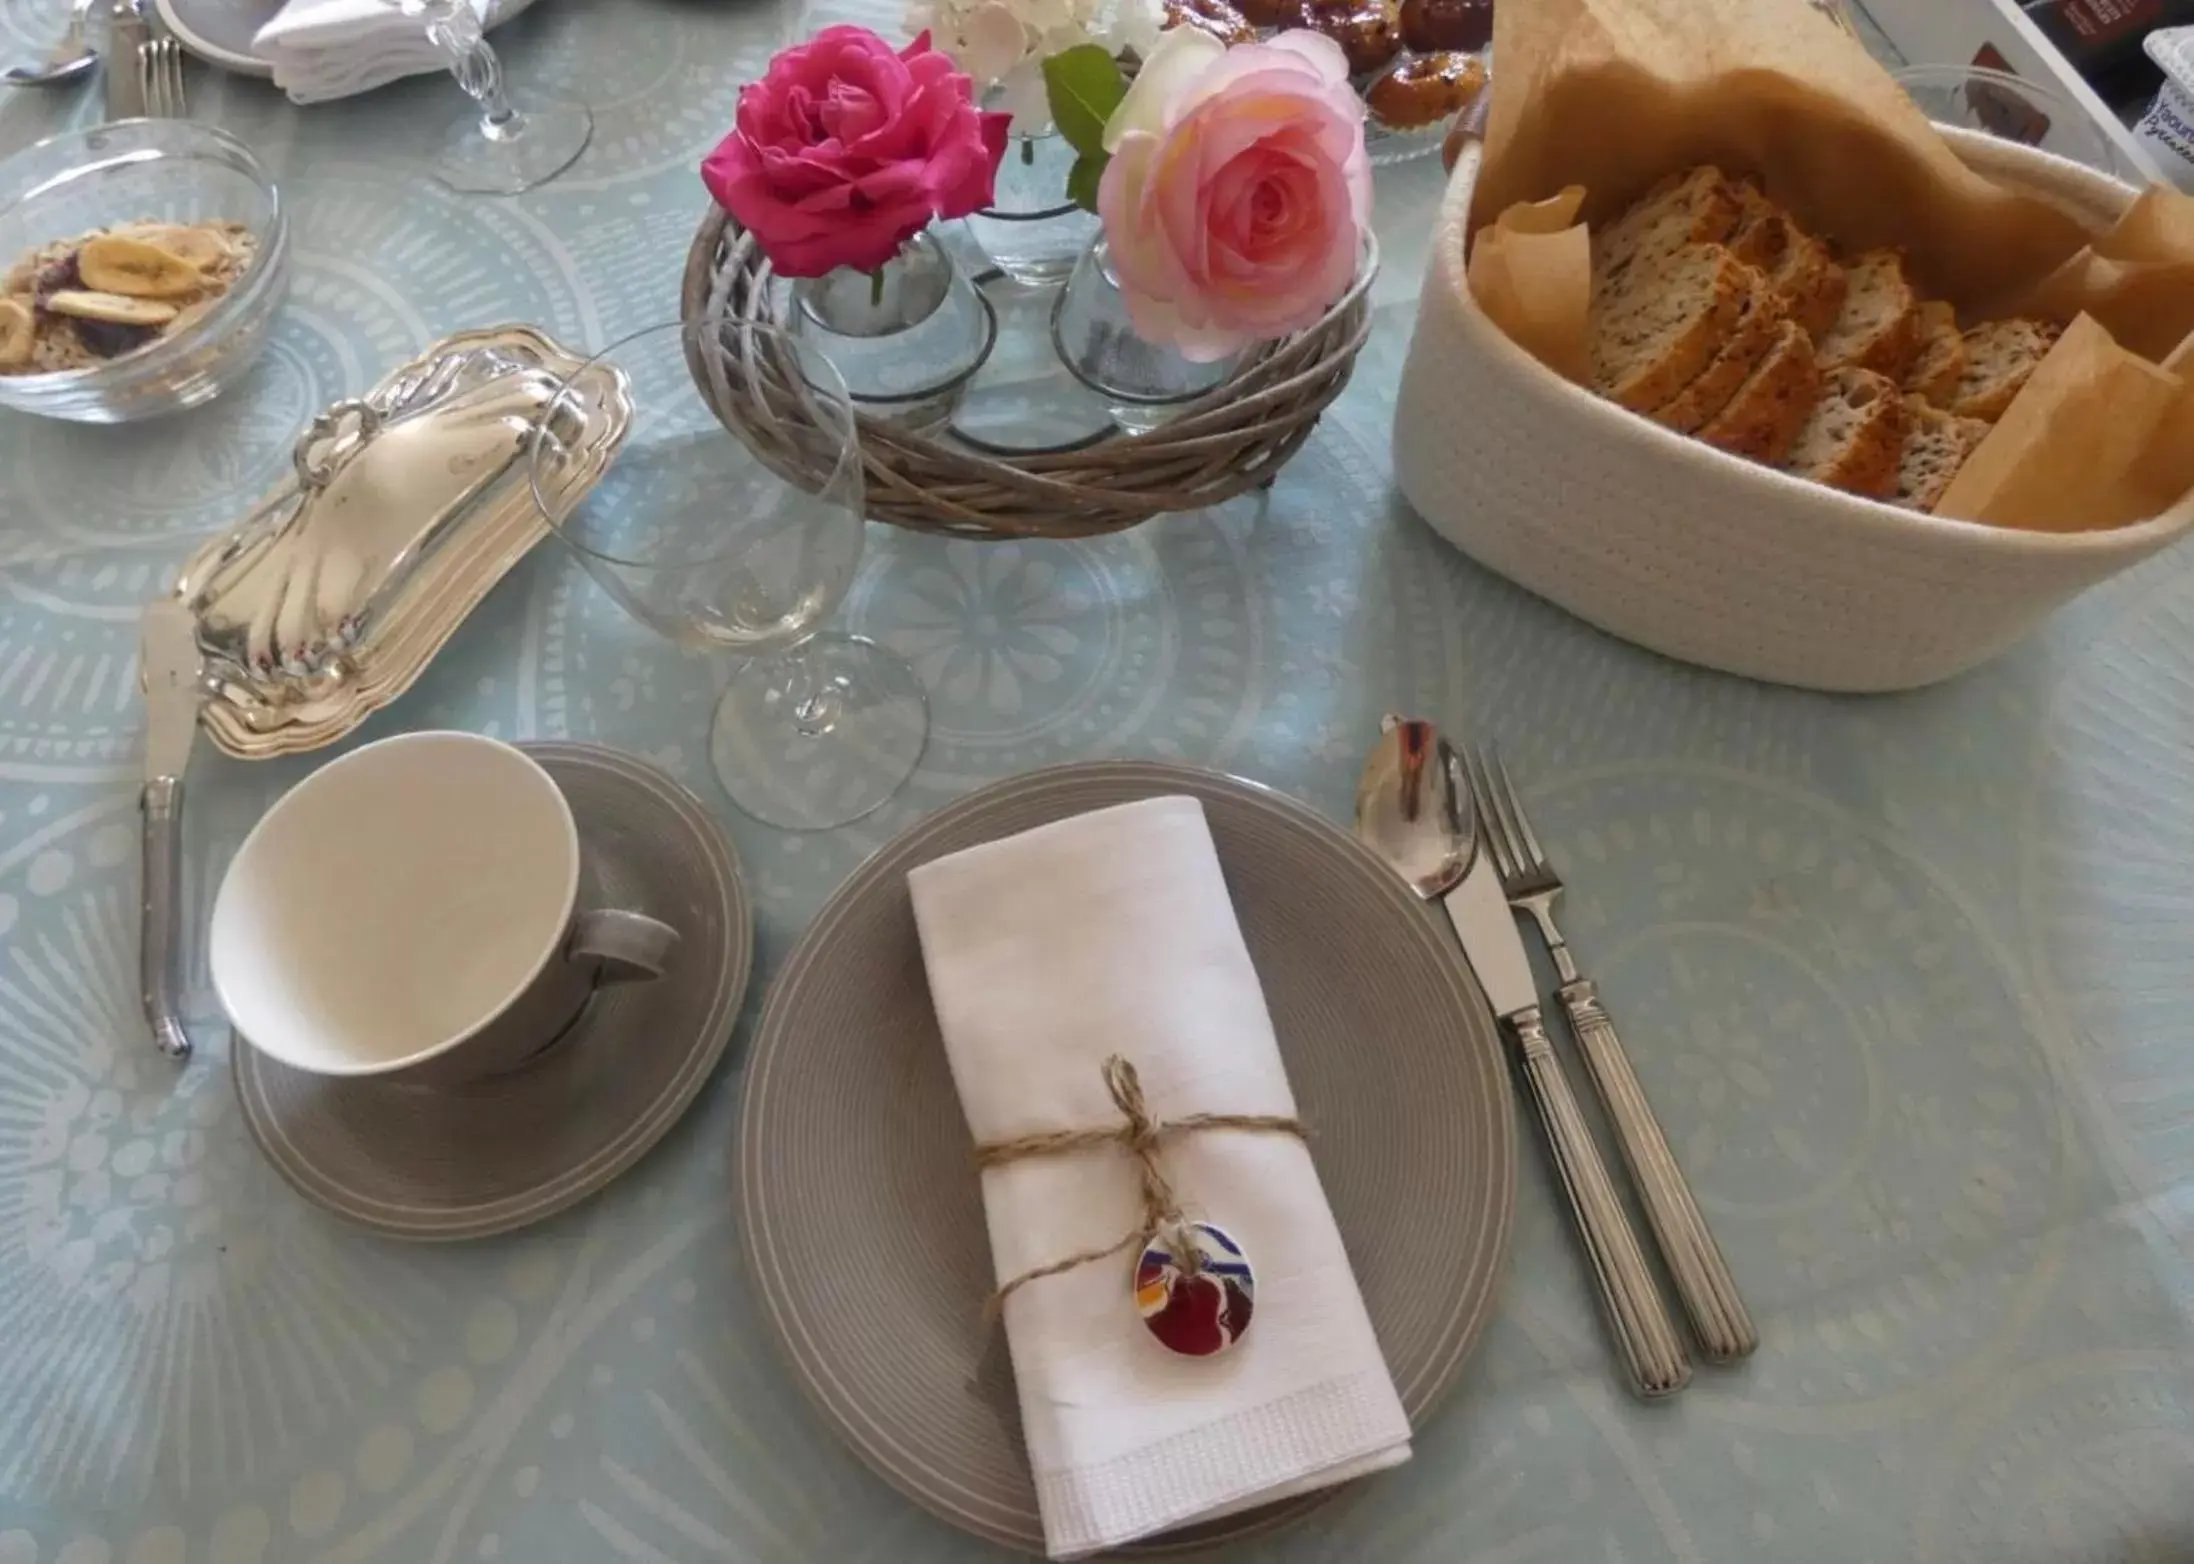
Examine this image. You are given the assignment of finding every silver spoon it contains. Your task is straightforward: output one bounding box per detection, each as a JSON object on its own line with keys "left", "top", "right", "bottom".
{"left": 4, "top": 0, "right": 98, "bottom": 85}
{"left": 1354, "top": 714, "right": 1690, "bottom": 1400}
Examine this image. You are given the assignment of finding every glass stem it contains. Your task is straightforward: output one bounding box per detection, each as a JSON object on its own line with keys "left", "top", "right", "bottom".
{"left": 426, "top": 14, "right": 522, "bottom": 137}
{"left": 776, "top": 649, "right": 843, "bottom": 737}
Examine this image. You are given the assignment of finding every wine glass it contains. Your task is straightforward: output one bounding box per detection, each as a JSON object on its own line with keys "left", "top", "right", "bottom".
{"left": 529, "top": 320, "right": 929, "bottom": 831}
{"left": 390, "top": 0, "right": 592, "bottom": 195}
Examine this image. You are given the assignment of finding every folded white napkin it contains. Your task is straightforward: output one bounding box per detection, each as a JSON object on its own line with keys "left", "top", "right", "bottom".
{"left": 252, "top": 0, "right": 489, "bottom": 105}
{"left": 909, "top": 795, "right": 1411, "bottom": 1560}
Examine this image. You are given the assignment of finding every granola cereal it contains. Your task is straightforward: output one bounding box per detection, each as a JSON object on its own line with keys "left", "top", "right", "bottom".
{"left": 0, "top": 219, "right": 258, "bottom": 375}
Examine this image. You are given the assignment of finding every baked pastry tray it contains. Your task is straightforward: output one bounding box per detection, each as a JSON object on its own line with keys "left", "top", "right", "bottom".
{"left": 171, "top": 323, "right": 630, "bottom": 759}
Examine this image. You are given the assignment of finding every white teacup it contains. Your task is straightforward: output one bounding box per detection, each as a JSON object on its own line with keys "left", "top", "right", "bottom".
{"left": 211, "top": 731, "right": 679, "bottom": 1085}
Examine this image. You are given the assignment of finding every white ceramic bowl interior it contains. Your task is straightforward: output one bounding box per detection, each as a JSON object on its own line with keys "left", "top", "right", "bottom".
{"left": 210, "top": 731, "right": 580, "bottom": 1077}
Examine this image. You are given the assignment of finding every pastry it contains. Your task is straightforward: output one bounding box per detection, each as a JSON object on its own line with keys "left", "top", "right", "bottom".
{"left": 1365, "top": 50, "right": 1486, "bottom": 130}
{"left": 1399, "top": 0, "right": 1492, "bottom": 52}
{"left": 1162, "top": 0, "right": 1258, "bottom": 44}
{"left": 1306, "top": 0, "right": 1403, "bottom": 76}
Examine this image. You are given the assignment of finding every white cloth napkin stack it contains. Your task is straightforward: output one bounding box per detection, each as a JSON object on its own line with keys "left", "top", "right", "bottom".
{"left": 909, "top": 795, "right": 1411, "bottom": 1560}
{"left": 252, "top": 0, "right": 490, "bottom": 105}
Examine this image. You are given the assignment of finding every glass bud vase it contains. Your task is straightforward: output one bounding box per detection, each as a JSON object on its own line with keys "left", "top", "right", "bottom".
{"left": 790, "top": 229, "right": 997, "bottom": 432}
{"left": 966, "top": 126, "right": 1101, "bottom": 288}
{"left": 1050, "top": 236, "right": 1239, "bottom": 435}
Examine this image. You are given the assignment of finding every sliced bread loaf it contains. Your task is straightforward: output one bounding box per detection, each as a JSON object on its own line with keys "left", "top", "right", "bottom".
{"left": 1589, "top": 243, "right": 1752, "bottom": 414}
{"left": 1948, "top": 317, "right": 2060, "bottom": 421}
{"left": 1720, "top": 181, "right": 1847, "bottom": 337}
{"left": 1770, "top": 228, "right": 1847, "bottom": 338}
{"left": 1727, "top": 184, "right": 1791, "bottom": 270}
{"left": 1699, "top": 318, "right": 1820, "bottom": 465}
{"left": 1817, "top": 250, "right": 1921, "bottom": 380}
{"left": 1648, "top": 274, "right": 1786, "bottom": 434}
{"left": 1892, "top": 396, "right": 1992, "bottom": 513}
{"left": 1592, "top": 167, "right": 1744, "bottom": 287}
{"left": 1784, "top": 366, "right": 1910, "bottom": 499}
{"left": 1903, "top": 301, "right": 1965, "bottom": 406}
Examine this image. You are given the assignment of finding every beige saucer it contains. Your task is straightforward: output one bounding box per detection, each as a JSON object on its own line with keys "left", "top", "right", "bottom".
{"left": 232, "top": 743, "right": 750, "bottom": 1241}
{"left": 739, "top": 761, "right": 1518, "bottom": 1554}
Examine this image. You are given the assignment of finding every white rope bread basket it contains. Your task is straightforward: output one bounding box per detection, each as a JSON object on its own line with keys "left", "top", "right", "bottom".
{"left": 1394, "top": 128, "right": 2194, "bottom": 693}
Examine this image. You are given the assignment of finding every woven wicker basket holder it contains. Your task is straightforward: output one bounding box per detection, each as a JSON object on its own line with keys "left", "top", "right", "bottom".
{"left": 680, "top": 207, "right": 1377, "bottom": 540}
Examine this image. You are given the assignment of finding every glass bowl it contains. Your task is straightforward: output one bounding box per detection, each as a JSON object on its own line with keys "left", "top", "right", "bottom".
{"left": 1891, "top": 64, "right": 2137, "bottom": 181}
{"left": 0, "top": 119, "right": 290, "bottom": 423}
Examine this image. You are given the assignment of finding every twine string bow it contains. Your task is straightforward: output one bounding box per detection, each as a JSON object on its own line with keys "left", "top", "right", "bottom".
{"left": 974, "top": 1054, "right": 1306, "bottom": 1319}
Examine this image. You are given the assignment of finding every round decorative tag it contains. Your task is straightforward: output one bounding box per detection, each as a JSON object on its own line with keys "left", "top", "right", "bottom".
{"left": 1134, "top": 1222, "right": 1255, "bottom": 1357}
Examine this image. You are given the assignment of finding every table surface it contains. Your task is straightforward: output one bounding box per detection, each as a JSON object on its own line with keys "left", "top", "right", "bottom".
{"left": 4, "top": 2, "right": 2194, "bottom": 1560}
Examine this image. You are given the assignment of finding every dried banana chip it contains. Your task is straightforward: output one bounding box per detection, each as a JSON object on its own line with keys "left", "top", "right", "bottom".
{"left": 79, "top": 235, "right": 204, "bottom": 299}
{"left": 46, "top": 289, "right": 181, "bottom": 325}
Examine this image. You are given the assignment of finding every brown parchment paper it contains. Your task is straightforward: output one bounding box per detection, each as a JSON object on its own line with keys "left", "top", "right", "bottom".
{"left": 2004, "top": 189, "right": 2194, "bottom": 362}
{"left": 1472, "top": 0, "right": 2094, "bottom": 303}
{"left": 1460, "top": 0, "right": 2194, "bottom": 531}
{"left": 1465, "top": 184, "right": 1590, "bottom": 384}
{"left": 1934, "top": 315, "right": 2184, "bottom": 532}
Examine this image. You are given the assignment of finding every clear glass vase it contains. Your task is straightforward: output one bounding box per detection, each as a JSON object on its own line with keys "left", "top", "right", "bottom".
{"left": 789, "top": 229, "right": 997, "bottom": 432}
{"left": 965, "top": 128, "right": 1100, "bottom": 288}
{"left": 1050, "top": 237, "right": 1239, "bottom": 435}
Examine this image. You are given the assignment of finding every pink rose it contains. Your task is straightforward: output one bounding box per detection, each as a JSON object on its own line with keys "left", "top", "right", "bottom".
{"left": 1097, "top": 30, "right": 1370, "bottom": 361}
{"left": 703, "top": 27, "right": 1010, "bottom": 278}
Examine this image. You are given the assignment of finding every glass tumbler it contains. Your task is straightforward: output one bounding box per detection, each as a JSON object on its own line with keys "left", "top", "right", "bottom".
{"left": 529, "top": 319, "right": 929, "bottom": 831}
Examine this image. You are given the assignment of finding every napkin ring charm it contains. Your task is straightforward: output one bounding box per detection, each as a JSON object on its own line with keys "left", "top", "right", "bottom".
{"left": 973, "top": 1054, "right": 1303, "bottom": 1358}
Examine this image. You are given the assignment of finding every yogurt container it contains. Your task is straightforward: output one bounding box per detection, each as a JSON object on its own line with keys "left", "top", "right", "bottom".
{"left": 2139, "top": 26, "right": 2194, "bottom": 192}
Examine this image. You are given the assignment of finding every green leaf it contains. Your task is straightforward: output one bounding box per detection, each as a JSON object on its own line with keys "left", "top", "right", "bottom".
{"left": 1043, "top": 45, "right": 1127, "bottom": 160}
{"left": 1065, "top": 151, "right": 1106, "bottom": 215}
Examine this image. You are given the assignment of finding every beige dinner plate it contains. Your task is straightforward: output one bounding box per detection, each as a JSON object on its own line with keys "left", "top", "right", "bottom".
{"left": 233, "top": 743, "right": 751, "bottom": 1241}
{"left": 738, "top": 760, "right": 1517, "bottom": 1555}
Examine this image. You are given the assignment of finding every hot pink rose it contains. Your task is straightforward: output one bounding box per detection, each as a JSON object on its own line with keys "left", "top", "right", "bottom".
{"left": 1097, "top": 30, "right": 1370, "bottom": 361}
{"left": 703, "top": 27, "right": 1010, "bottom": 278}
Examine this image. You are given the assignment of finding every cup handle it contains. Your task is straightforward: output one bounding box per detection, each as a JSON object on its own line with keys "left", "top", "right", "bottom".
{"left": 567, "top": 908, "right": 679, "bottom": 986}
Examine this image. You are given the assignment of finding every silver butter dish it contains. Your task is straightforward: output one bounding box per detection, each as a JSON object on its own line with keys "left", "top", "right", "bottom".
{"left": 172, "top": 323, "right": 629, "bottom": 759}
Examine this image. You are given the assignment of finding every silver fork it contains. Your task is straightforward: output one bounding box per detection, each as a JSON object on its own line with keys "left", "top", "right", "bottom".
{"left": 140, "top": 31, "right": 183, "bottom": 117}
{"left": 1462, "top": 744, "right": 1758, "bottom": 1363}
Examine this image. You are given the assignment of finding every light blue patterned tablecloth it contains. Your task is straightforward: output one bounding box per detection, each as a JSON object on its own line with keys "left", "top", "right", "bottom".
{"left": 2, "top": 2, "right": 2193, "bottom": 1559}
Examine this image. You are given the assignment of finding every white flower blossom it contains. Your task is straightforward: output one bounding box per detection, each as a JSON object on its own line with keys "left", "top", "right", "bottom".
{"left": 910, "top": 0, "right": 1168, "bottom": 132}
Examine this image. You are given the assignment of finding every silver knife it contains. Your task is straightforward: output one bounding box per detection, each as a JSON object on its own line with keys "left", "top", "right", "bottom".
{"left": 1443, "top": 852, "right": 1691, "bottom": 1397}
{"left": 140, "top": 598, "right": 198, "bottom": 1062}
{"left": 104, "top": 0, "right": 148, "bottom": 120}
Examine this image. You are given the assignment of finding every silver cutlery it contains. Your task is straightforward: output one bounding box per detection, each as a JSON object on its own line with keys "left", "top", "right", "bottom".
{"left": 104, "top": 0, "right": 148, "bottom": 118}
{"left": 1357, "top": 717, "right": 1689, "bottom": 1399}
{"left": 140, "top": 28, "right": 183, "bottom": 116}
{"left": 1461, "top": 744, "right": 1757, "bottom": 1362}
{"left": 3, "top": 0, "right": 97, "bottom": 86}
{"left": 140, "top": 598, "right": 200, "bottom": 1062}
